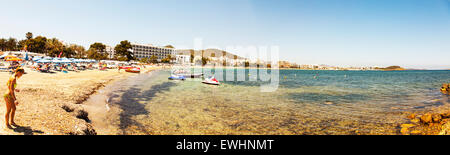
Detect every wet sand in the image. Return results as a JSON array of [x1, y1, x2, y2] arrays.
[[0, 66, 159, 135]]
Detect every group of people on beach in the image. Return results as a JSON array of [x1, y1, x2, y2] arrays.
[[30, 62, 94, 73]]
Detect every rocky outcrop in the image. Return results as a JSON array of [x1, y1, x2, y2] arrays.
[[400, 83, 450, 135], [439, 122, 450, 135], [69, 123, 97, 135], [401, 112, 450, 135]]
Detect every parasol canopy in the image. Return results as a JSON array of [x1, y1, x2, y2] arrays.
[[6, 58, 23, 61], [36, 59, 52, 63], [4, 55, 18, 60]]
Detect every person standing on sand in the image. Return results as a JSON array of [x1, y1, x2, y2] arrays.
[[3, 68, 24, 129]]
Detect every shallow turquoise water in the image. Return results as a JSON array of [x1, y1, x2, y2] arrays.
[[86, 69, 450, 135], [205, 69, 450, 108]]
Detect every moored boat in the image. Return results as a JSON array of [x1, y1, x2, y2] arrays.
[[125, 67, 140, 73], [168, 74, 186, 80], [202, 76, 220, 85], [176, 73, 204, 78]]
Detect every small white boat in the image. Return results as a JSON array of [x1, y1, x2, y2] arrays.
[[202, 76, 220, 85], [177, 73, 204, 78], [168, 74, 186, 80]]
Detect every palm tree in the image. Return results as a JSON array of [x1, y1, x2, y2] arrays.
[[46, 38, 64, 57], [26, 32, 33, 40], [150, 55, 158, 63]]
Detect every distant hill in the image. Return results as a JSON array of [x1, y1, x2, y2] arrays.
[[375, 66, 406, 71], [176, 49, 245, 59]]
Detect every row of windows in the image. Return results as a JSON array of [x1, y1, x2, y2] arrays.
[[136, 55, 165, 59], [135, 54, 168, 57], [134, 51, 172, 55], [133, 48, 173, 52], [132, 46, 173, 52]]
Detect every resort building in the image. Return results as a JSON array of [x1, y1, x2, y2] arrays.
[[175, 55, 191, 64], [175, 49, 247, 66], [131, 43, 175, 61], [105, 46, 115, 59]]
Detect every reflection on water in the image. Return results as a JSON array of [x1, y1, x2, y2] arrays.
[[84, 69, 450, 135]]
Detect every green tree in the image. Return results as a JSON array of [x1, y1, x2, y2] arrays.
[[62, 45, 77, 58], [114, 40, 133, 61], [149, 55, 158, 63], [161, 54, 174, 63], [189, 50, 195, 63], [6, 38, 18, 51], [17, 32, 36, 52], [87, 48, 107, 60], [117, 57, 128, 61], [46, 38, 64, 57], [32, 36, 48, 53], [69, 44, 86, 58], [90, 42, 106, 53], [26, 32, 33, 40], [87, 42, 108, 60], [17, 35, 46, 53], [0, 38, 6, 51], [202, 57, 210, 66], [139, 57, 149, 63], [17, 40, 25, 51]]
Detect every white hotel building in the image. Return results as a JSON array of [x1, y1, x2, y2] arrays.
[[105, 46, 115, 59], [131, 43, 175, 61]]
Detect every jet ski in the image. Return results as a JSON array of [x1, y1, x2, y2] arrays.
[[168, 74, 186, 80], [202, 76, 220, 85]]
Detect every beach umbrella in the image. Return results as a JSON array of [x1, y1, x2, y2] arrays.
[[32, 56, 42, 61], [4, 55, 18, 60], [60, 59, 72, 63], [6, 58, 23, 62], [52, 59, 63, 63], [36, 59, 52, 63], [0, 53, 8, 59]]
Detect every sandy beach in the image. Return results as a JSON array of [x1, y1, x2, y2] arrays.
[[0, 66, 159, 135]]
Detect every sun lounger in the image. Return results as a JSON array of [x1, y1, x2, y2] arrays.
[[0, 67, 9, 72]]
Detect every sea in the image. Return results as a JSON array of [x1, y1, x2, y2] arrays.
[[83, 69, 450, 135]]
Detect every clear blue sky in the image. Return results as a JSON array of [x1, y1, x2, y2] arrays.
[[0, 0, 449, 69]]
